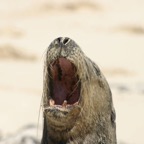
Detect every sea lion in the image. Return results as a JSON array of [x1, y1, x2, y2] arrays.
[[41, 37, 117, 144]]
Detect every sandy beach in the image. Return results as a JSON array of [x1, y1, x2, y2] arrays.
[[0, 0, 144, 143]]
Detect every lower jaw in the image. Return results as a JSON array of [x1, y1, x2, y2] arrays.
[[44, 101, 81, 115], [45, 111, 77, 132], [47, 98, 79, 110], [44, 103, 81, 125]]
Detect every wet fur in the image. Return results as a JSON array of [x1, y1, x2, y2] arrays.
[[41, 37, 117, 144]]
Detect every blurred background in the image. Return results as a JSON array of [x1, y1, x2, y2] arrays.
[[0, 0, 144, 144]]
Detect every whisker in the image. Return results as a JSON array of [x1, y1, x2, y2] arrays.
[[68, 79, 80, 97], [41, 47, 48, 61], [48, 64, 55, 79], [44, 65, 53, 79], [37, 93, 43, 138]]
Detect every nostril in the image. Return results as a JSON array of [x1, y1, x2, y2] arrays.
[[57, 37, 62, 43], [54, 37, 70, 46], [63, 38, 70, 45]]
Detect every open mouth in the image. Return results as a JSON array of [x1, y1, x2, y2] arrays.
[[48, 57, 81, 108]]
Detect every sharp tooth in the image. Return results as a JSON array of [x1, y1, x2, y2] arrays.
[[49, 99, 55, 106], [62, 100, 67, 108]]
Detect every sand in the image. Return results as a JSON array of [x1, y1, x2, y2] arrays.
[[0, 0, 144, 143]]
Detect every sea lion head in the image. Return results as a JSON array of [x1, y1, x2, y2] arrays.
[[42, 37, 116, 143]]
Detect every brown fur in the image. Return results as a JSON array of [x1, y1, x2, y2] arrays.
[[41, 37, 117, 144]]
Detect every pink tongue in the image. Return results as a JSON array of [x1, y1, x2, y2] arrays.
[[51, 58, 80, 105]]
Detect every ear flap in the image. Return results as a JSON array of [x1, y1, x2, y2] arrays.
[[41, 116, 49, 144]]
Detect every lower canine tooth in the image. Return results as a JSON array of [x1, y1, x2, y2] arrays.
[[49, 99, 55, 106], [62, 100, 67, 107]]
